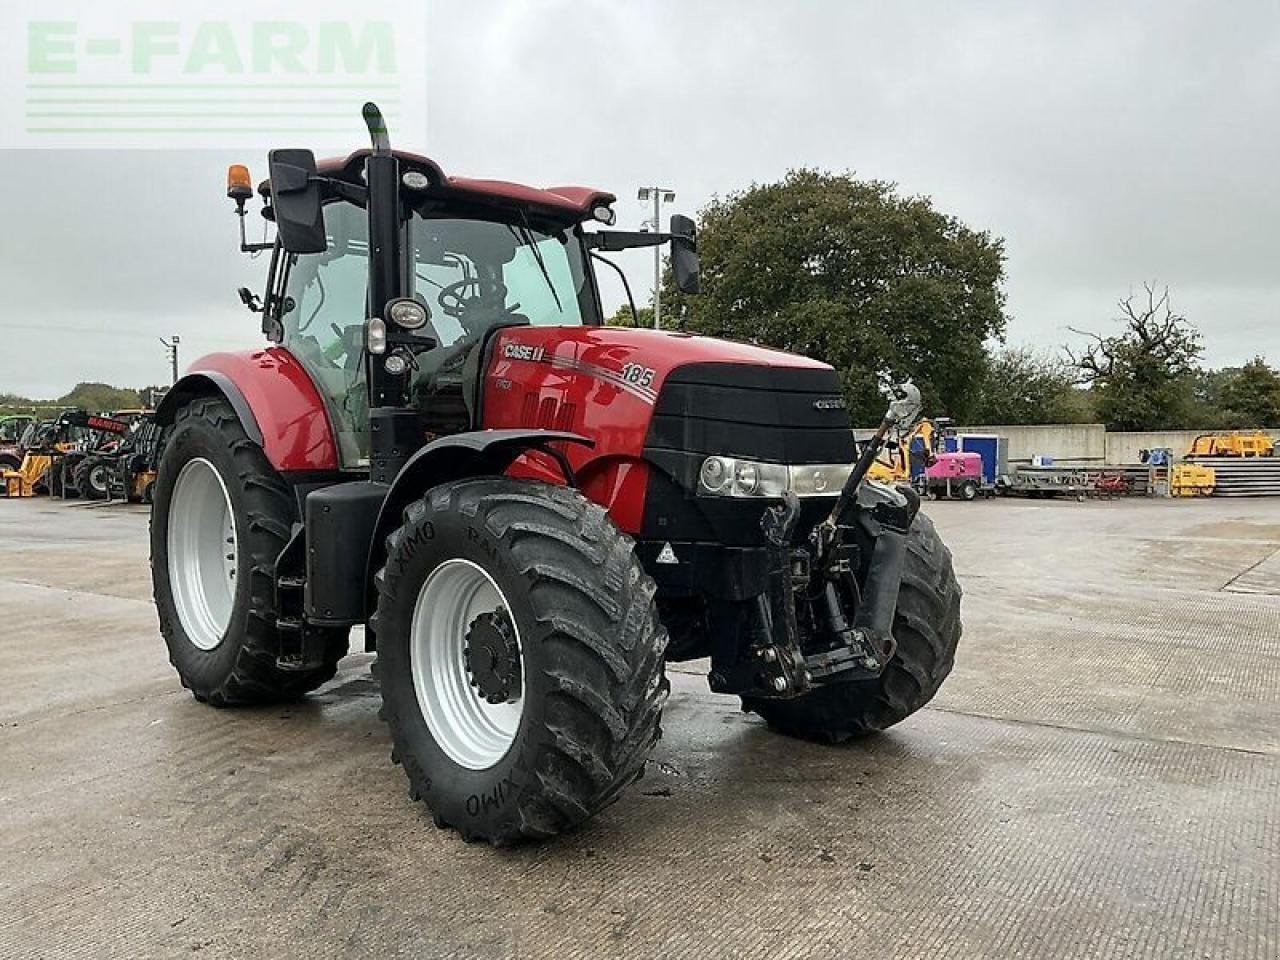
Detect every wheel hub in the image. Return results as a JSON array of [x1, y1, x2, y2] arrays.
[[464, 609, 521, 704]]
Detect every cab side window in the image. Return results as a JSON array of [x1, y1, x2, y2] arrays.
[[281, 202, 369, 467]]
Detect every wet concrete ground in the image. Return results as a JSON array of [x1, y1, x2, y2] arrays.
[[1, 496, 1277, 959]]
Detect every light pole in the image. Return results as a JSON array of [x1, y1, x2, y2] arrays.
[[160, 335, 180, 385], [637, 186, 676, 329]]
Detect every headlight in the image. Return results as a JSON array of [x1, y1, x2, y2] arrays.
[[697, 456, 834, 498]]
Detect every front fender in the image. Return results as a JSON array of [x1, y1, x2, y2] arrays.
[[364, 429, 593, 627]]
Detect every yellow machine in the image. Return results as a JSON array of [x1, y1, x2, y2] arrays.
[[1187, 431, 1274, 458], [1, 445, 72, 498], [1170, 463, 1215, 497], [867, 419, 938, 484]]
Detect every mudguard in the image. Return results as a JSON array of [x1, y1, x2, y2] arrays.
[[156, 371, 264, 444], [363, 429, 592, 631], [155, 349, 339, 472]]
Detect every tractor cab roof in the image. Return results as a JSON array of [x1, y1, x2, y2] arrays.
[[292, 149, 615, 223]]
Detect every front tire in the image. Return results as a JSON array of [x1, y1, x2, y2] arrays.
[[151, 397, 348, 706], [75, 458, 110, 500], [744, 513, 962, 741], [373, 478, 668, 845]]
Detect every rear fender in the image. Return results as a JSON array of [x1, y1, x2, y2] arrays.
[[363, 429, 593, 639], [156, 372, 264, 445], [155, 349, 339, 472]]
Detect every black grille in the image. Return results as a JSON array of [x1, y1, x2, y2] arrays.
[[645, 363, 855, 463]]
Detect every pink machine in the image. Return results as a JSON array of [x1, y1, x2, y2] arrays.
[[920, 450, 984, 500]]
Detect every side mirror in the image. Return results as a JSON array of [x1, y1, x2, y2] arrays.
[[267, 148, 326, 254], [669, 214, 700, 294]]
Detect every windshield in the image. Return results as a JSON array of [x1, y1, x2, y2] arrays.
[[409, 215, 597, 345]]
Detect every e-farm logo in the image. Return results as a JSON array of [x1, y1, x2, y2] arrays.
[[0, 2, 426, 149]]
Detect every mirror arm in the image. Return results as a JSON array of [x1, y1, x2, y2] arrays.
[[586, 230, 671, 253], [323, 178, 368, 205]]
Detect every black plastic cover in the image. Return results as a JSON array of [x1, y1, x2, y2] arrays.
[[305, 481, 388, 625]]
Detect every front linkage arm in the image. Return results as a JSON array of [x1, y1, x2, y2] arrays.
[[720, 384, 926, 700]]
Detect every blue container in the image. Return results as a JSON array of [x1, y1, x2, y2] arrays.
[[958, 435, 999, 484]]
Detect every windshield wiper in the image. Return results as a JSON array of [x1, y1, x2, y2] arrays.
[[509, 219, 563, 315]]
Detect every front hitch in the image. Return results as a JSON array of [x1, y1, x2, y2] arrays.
[[712, 383, 927, 700]]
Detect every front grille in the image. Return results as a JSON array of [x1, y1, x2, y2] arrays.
[[645, 363, 855, 463]]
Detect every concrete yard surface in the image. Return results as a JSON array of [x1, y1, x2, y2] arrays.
[[1, 496, 1277, 959]]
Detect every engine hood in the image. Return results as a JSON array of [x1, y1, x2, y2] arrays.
[[488, 325, 831, 405], [481, 324, 854, 535]]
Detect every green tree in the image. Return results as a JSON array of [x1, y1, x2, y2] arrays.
[[56, 381, 142, 413], [970, 346, 1093, 425], [663, 169, 1008, 424], [1068, 285, 1202, 431], [606, 303, 654, 328], [1217, 357, 1280, 427]]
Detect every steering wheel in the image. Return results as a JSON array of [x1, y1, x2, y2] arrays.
[[437, 277, 507, 319]]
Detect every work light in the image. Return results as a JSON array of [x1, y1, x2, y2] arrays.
[[366, 317, 387, 355], [385, 298, 429, 330]]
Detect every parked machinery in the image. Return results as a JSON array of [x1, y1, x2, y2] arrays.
[[1187, 431, 1275, 458], [148, 104, 964, 844], [76, 414, 163, 503], [61, 412, 138, 499], [1, 411, 132, 498], [869, 418, 986, 500], [0, 415, 35, 472], [919, 449, 985, 500]]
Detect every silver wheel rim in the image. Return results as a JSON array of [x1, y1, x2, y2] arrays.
[[167, 457, 237, 652], [89, 466, 109, 492], [411, 559, 524, 770]]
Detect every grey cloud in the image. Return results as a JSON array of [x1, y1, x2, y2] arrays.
[[2, 0, 1277, 396]]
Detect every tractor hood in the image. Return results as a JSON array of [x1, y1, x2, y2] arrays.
[[482, 324, 857, 534], [483, 324, 854, 466], [487, 325, 832, 406]]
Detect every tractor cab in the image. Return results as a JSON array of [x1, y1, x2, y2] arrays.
[[225, 121, 697, 475], [269, 191, 606, 465]]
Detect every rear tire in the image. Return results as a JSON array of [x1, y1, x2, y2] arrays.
[[960, 480, 978, 501], [372, 478, 668, 845], [743, 513, 961, 741], [151, 397, 348, 706]]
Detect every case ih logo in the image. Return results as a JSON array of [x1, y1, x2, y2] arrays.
[[812, 397, 847, 410], [503, 342, 545, 362]]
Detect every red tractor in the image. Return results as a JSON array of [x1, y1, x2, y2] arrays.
[[151, 105, 962, 844]]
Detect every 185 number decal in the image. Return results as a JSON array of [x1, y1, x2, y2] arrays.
[[621, 363, 656, 388]]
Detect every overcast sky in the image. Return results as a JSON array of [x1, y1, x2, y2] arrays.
[[2, 0, 1279, 398]]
